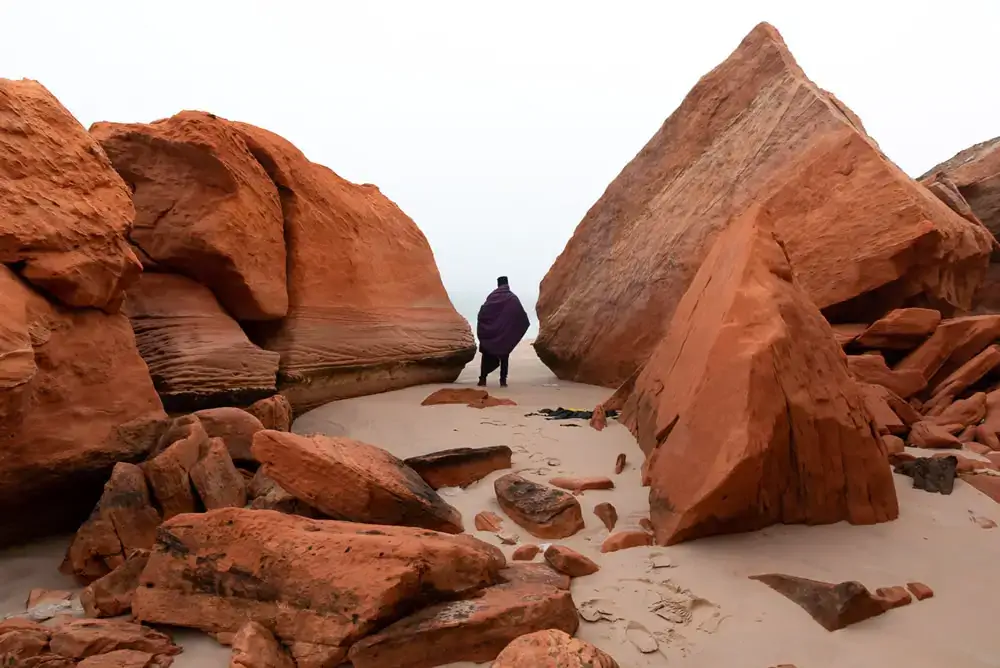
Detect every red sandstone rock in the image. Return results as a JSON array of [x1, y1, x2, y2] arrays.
[[921, 136, 1000, 242], [246, 470, 321, 518], [189, 438, 248, 510], [26, 589, 73, 608], [831, 323, 867, 348], [907, 422, 963, 449], [614, 453, 626, 474], [932, 452, 993, 474], [859, 384, 906, 435], [81, 549, 150, 618], [926, 392, 987, 427], [132, 508, 503, 660], [543, 545, 599, 577], [77, 649, 167, 668], [533, 24, 992, 386], [142, 423, 205, 520], [252, 430, 463, 533], [962, 474, 1000, 503], [847, 354, 926, 399], [47, 618, 180, 661], [493, 629, 619, 668], [907, 582, 934, 601], [0, 79, 141, 310], [420, 388, 516, 409], [549, 476, 615, 492], [475, 511, 504, 533], [229, 622, 295, 668], [601, 531, 653, 553], [589, 405, 608, 430], [62, 463, 161, 583], [231, 122, 475, 412], [494, 474, 584, 539], [404, 446, 513, 489], [965, 441, 994, 456], [245, 394, 292, 432], [188, 407, 264, 465], [896, 315, 1000, 384], [347, 580, 578, 668], [618, 201, 898, 545], [91, 111, 287, 320], [751, 574, 891, 631], [923, 346, 1000, 414], [593, 502, 618, 531], [498, 563, 571, 591], [976, 388, 1000, 450], [0, 267, 166, 546], [882, 435, 905, 456], [512, 544, 541, 561], [0, 619, 51, 666], [856, 308, 941, 350], [875, 586, 912, 609], [124, 273, 279, 413]]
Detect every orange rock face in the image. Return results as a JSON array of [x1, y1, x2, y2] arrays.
[[229, 123, 474, 413], [245, 394, 292, 432], [922, 136, 1000, 242], [855, 308, 941, 350], [91, 111, 287, 321], [125, 273, 279, 411], [0, 79, 141, 311], [493, 629, 619, 668], [252, 430, 463, 533], [133, 508, 503, 660], [534, 23, 992, 386], [619, 206, 898, 545]]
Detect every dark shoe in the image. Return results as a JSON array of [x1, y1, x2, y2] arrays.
[[500, 379, 508, 388], [477, 378, 487, 387]]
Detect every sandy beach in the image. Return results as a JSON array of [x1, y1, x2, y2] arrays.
[[3, 342, 1000, 667]]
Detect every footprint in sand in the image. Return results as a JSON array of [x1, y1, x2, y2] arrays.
[[624, 621, 658, 654]]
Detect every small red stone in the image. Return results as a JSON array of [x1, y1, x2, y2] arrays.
[[906, 582, 934, 601]]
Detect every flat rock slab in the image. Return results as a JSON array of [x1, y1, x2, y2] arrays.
[[750, 573, 891, 631], [421, 388, 516, 409], [404, 446, 513, 489], [133, 508, 504, 660], [493, 629, 619, 668], [253, 430, 463, 533], [81, 549, 150, 618], [230, 622, 295, 668], [549, 476, 614, 492], [855, 308, 941, 350], [494, 474, 584, 539], [543, 545, 600, 578], [347, 581, 578, 668]]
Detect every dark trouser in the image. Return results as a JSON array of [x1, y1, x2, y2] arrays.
[[480, 351, 509, 383]]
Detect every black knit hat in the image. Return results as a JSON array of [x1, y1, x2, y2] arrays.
[[497, 276, 509, 286]]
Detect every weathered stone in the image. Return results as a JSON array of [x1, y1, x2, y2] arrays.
[[246, 470, 320, 517], [404, 446, 513, 489], [855, 308, 941, 350], [493, 629, 619, 668], [229, 622, 295, 668], [124, 273, 279, 413], [614, 453, 626, 474], [543, 545, 599, 578], [191, 407, 265, 465], [0, 618, 51, 665], [0, 79, 140, 310], [549, 477, 614, 492], [831, 324, 867, 348], [493, 474, 584, 539], [926, 392, 987, 427], [46, 618, 179, 662], [62, 463, 161, 583], [245, 394, 292, 432], [923, 345, 1000, 414], [498, 563, 571, 591], [976, 388, 1000, 450], [0, 267, 165, 546], [347, 580, 578, 668], [962, 473, 1000, 503], [618, 197, 898, 545], [875, 586, 912, 609], [252, 431, 463, 533], [847, 354, 926, 399], [750, 574, 891, 631], [76, 649, 165, 668], [231, 122, 475, 412], [593, 502, 618, 531], [921, 136, 1000, 241], [474, 511, 504, 533], [859, 383, 905, 435], [81, 549, 150, 618], [893, 456, 957, 494], [512, 544, 540, 561], [907, 422, 962, 449], [189, 438, 247, 510], [142, 425, 204, 520], [907, 582, 934, 601], [533, 24, 992, 386], [91, 111, 287, 320], [897, 315, 1000, 384], [420, 388, 515, 409], [882, 435, 905, 456], [132, 508, 503, 660], [601, 531, 653, 553]]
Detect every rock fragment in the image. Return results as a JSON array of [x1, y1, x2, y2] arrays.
[[494, 474, 584, 539], [493, 629, 619, 668], [404, 446, 513, 489], [543, 545, 599, 578], [750, 574, 891, 631]]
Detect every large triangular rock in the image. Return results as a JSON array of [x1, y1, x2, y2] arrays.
[[921, 136, 1000, 242], [534, 23, 993, 387], [619, 206, 898, 545], [124, 273, 280, 412]]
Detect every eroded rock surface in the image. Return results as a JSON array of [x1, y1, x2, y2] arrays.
[[751, 574, 891, 631], [404, 446, 513, 489], [493, 630, 619, 668], [494, 474, 584, 539]]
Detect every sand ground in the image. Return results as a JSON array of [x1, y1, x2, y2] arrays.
[[4, 343, 1000, 667]]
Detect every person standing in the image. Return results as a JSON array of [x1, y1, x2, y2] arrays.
[[476, 276, 530, 387]]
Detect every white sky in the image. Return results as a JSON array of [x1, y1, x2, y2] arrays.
[[3, 1, 998, 328]]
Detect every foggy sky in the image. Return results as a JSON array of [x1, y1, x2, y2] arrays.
[[3, 1, 998, 331]]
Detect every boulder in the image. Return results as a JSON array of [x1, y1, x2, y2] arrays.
[[191, 407, 265, 465], [923, 345, 1000, 414], [403, 446, 513, 489], [855, 308, 941, 350], [142, 422, 205, 520], [91, 111, 287, 320], [81, 549, 150, 618], [896, 315, 1000, 384], [246, 470, 320, 517], [549, 476, 614, 492], [189, 437, 247, 510], [925, 392, 987, 427], [512, 544, 540, 561], [493, 629, 619, 668], [533, 24, 992, 386], [231, 122, 475, 413], [0, 267, 165, 546], [921, 136, 1000, 241], [0, 78, 140, 310], [245, 394, 292, 432], [543, 545, 599, 578], [846, 354, 926, 399], [46, 618, 180, 661], [618, 202, 898, 545], [493, 474, 584, 539], [420, 388, 516, 409], [858, 384, 905, 435], [62, 463, 161, 583], [124, 273, 280, 412], [750, 574, 892, 631], [132, 508, 503, 662], [347, 580, 578, 668], [601, 531, 653, 553], [229, 622, 295, 668], [906, 422, 962, 449], [593, 502, 618, 531], [252, 430, 463, 533], [881, 435, 905, 455]]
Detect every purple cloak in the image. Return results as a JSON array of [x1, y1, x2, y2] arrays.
[[476, 285, 530, 356]]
